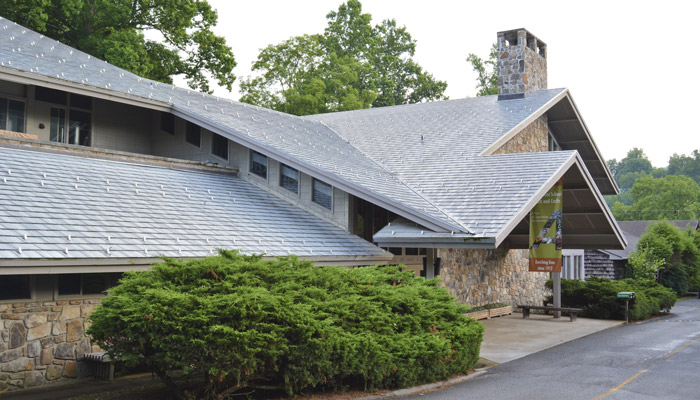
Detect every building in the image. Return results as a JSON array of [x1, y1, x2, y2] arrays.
[[0, 20, 625, 390], [585, 220, 699, 279]]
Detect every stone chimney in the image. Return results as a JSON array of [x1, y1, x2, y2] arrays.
[[497, 28, 547, 100]]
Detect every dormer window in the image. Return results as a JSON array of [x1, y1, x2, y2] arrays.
[[250, 150, 267, 179], [211, 133, 228, 160], [185, 122, 201, 147], [160, 112, 175, 135], [280, 164, 299, 194], [312, 179, 332, 209]]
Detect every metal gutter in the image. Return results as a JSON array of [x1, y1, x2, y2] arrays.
[[0, 253, 395, 273]]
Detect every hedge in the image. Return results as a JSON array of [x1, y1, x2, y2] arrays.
[[547, 277, 676, 321], [88, 251, 483, 399]]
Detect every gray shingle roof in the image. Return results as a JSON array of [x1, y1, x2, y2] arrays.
[[0, 147, 388, 260], [303, 89, 565, 159], [0, 17, 461, 233], [0, 18, 611, 245]]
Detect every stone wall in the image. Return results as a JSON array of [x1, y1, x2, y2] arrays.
[[493, 114, 548, 155], [497, 29, 547, 97], [0, 299, 101, 392], [438, 247, 551, 308]]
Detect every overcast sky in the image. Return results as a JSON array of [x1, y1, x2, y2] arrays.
[[198, 0, 698, 167]]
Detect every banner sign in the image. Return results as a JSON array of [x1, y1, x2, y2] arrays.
[[529, 179, 563, 272]]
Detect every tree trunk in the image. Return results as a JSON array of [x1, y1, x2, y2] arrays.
[[154, 368, 188, 400]]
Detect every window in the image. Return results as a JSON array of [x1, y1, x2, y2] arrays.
[[312, 178, 332, 209], [211, 133, 228, 160], [68, 110, 91, 146], [58, 274, 81, 295], [161, 112, 175, 135], [280, 164, 299, 193], [250, 150, 267, 178], [50, 108, 66, 143], [0, 97, 26, 133], [58, 273, 122, 296], [50, 108, 91, 146], [70, 93, 92, 110], [36, 86, 91, 110], [0, 275, 31, 300], [35, 86, 67, 105], [186, 122, 201, 147]]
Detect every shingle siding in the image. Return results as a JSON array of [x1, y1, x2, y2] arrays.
[[584, 249, 622, 279]]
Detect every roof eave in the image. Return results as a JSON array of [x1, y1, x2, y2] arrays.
[[0, 65, 172, 112], [478, 89, 618, 195], [560, 92, 619, 194], [373, 236, 497, 249], [493, 152, 627, 249], [0, 254, 395, 273], [478, 88, 568, 157]]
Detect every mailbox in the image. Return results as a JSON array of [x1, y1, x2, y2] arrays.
[[617, 292, 635, 299]]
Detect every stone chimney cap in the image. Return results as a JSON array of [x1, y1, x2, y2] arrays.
[[497, 28, 547, 49]]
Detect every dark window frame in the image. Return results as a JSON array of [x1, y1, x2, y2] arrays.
[[68, 109, 91, 146], [160, 112, 175, 135], [35, 86, 67, 105], [312, 178, 333, 209], [211, 133, 229, 161], [69, 93, 92, 110], [0, 97, 26, 133], [250, 150, 268, 179], [185, 122, 201, 148], [279, 163, 299, 194], [57, 273, 123, 297], [0, 275, 32, 301]]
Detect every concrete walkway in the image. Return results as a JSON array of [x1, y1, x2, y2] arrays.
[[479, 312, 624, 364]]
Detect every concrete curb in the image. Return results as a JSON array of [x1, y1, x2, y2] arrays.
[[354, 370, 488, 399]]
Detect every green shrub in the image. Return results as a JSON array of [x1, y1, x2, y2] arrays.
[[88, 251, 483, 399], [659, 265, 689, 296], [547, 277, 676, 320]]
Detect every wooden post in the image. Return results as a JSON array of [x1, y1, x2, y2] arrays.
[[553, 272, 561, 318]]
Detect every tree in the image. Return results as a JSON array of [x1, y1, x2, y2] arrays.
[[668, 150, 700, 185], [239, 0, 447, 115], [635, 222, 700, 295], [606, 148, 656, 208], [466, 43, 498, 96], [615, 148, 653, 189], [612, 175, 700, 221], [1, 0, 236, 93], [627, 245, 665, 281]]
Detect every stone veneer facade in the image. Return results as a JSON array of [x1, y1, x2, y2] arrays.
[[497, 29, 547, 97], [0, 298, 101, 392], [493, 114, 548, 155], [438, 247, 550, 307]]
